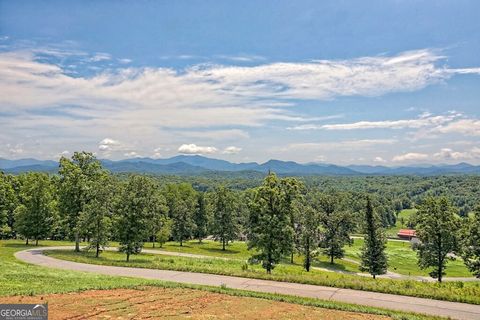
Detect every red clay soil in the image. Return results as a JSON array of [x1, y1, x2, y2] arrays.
[[0, 286, 391, 319]]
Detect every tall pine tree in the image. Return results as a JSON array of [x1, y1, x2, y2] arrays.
[[360, 197, 388, 279]]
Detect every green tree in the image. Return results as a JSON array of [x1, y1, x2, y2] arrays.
[[58, 152, 104, 252], [156, 216, 173, 247], [360, 197, 388, 279], [78, 174, 114, 257], [145, 188, 168, 248], [281, 177, 303, 263], [461, 206, 480, 278], [296, 201, 320, 271], [0, 173, 17, 238], [193, 192, 209, 243], [14, 173, 57, 245], [164, 183, 196, 246], [247, 173, 299, 274], [416, 197, 460, 282], [317, 193, 354, 264], [211, 186, 239, 250], [115, 176, 157, 261]]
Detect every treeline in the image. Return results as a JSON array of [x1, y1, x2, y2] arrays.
[[1, 152, 479, 281]]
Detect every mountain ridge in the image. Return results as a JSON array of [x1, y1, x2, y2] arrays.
[[1, 156, 480, 176]]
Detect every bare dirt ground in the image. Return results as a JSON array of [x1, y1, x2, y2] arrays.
[[0, 286, 391, 320]]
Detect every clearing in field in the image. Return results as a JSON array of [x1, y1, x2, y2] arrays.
[[0, 286, 390, 320]]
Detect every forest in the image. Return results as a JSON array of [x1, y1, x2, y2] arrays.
[[1, 152, 480, 281]]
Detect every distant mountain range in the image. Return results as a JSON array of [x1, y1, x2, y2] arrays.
[[1, 155, 480, 176]]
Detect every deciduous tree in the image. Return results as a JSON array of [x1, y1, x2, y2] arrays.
[[115, 176, 158, 261], [193, 192, 209, 243], [316, 193, 354, 264], [247, 173, 299, 274], [211, 186, 239, 250], [14, 173, 57, 245], [461, 206, 480, 278], [416, 197, 460, 282], [58, 152, 104, 252]]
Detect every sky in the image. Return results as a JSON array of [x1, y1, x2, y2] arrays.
[[1, 0, 480, 165]]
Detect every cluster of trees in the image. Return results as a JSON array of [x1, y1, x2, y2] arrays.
[[1, 152, 480, 281]]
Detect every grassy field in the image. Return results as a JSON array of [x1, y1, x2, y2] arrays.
[[46, 248, 480, 305], [152, 237, 472, 278], [0, 240, 436, 320], [386, 209, 417, 238], [344, 238, 471, 277]]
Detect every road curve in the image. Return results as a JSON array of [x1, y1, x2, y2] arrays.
[[15, 247, 480, 320]]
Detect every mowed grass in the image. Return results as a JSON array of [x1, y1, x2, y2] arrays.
[[151, 238, 473, 278], [0, 240, 437, 320], [150, 240, 362, 273], [344, 238, 472, 277], [0, 240, 156, 296], [46, 248, 480, 305]]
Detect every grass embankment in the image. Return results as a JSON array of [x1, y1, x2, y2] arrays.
[[0, 240, 434, 320], [47, 248, 480, 305]]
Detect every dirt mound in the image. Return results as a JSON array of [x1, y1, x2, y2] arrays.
[[0, 286, 391, 319]]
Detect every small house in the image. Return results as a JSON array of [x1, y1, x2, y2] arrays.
[[397, 229, 416, 240]]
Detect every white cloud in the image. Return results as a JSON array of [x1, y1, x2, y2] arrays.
[[178, 144, 218, 155], [431, 119, 480, 136], [433, 147, 480, 161], [392, 152, 429, 162], [90, 52, 111, 62], [373, 156, 387, 163], [280, 139, 396, 152], [1, 46, 480, 161], [319, 112, 461, 131], [98, 138, 120, 151], [222, 146, 242, 154], [118, 58, 132, 64], [124, 151, 141, 158]]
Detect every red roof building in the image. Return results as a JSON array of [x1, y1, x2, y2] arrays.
[[397, 229, 416, 240]]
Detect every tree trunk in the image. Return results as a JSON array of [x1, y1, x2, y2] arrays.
[[74, 231, 80, 252], [96, 243, 100, 258], [373, 274, 376, 279], [222, 238, 226, 251], [152, 235, 156, 248], [126, 252, 130, 262], [291, 252, 294, 264], [25, 238, 29, 245], [305, 252, 311, 272], [330, 254, 334, 264], [35, 237, 38, 246], [180, 239, 183, 247]]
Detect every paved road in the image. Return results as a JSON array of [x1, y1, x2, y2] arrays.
[[15, 247, 480, 320]]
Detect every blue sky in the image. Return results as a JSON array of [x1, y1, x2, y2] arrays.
[[1, 0, 480, 164]]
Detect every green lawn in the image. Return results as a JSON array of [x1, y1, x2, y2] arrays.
[[46, 248, 480, 305], [386, 209, 417, 238], [344, 238, 472, 277], [0, 240, 437, 320], [150, 239, 361, 273], [0, 240, 155, 296], [153, 238, 473, 278]]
